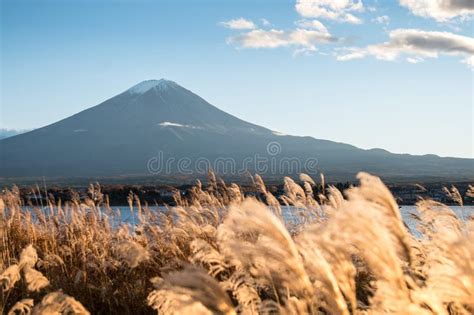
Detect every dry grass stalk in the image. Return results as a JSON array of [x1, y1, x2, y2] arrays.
[[443, 186, 464, 206], [1, 264, 21, 291], [19, 245, 38, 269], [148, 267, 235, 315], [0, 173, 473, 314], [32, 292, 90, 315], [114, 240, 150, 268], [23, 267, 49, 292], [7, 298, 34, 315], [466, 185, 474, 198]]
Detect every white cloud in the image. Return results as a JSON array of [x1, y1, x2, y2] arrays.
[[260, 18, 271, 27], [406, 57, 424, 63], [399, 0, 474, 21], [336, 29, 474, 68], [228, 29, 287, 49], [159, 122, 202, 129], [227, 28, 334, 53], [295, 19, 329, 33], [372, 15, 390, 24], [220, 18, 256, 30], [159, 122, 185, 127], [367, 6, 377, 12], [295, 0, 364, 24], [462, 56, 474, 69]]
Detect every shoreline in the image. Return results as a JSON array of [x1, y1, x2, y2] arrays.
[[10, 181, 474, 207]]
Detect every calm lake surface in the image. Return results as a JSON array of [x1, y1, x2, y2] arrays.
[[19, 205, 473, 235]]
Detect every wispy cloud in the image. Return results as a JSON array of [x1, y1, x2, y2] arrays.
[[372, 15, 390, 24], [336, 29, 474, 68], [260, 18, 271, 27], [406, 57, 424, 64], [462, 56, 474, 69], [220, 18, 256, 30], [295, 19, 329, 33], [295, 0, 364, 24], [399, 0, 474, 22], [220, 1, 473, 69], [158, 122, 202, 129], [227, 27, 334, 55]]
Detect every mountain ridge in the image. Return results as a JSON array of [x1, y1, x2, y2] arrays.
[[1, 79, 472, 182]]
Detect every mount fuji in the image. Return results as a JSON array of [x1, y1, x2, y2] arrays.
[[1, 79, 472, 182]]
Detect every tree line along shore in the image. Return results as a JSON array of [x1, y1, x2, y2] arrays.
[[7, 181, 473, 207]]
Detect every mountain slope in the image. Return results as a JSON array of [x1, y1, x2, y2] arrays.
[[0, 128, 31, 140], [1, 79, 473, 181]]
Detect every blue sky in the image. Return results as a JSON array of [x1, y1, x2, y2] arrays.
[[1, 0, 473, 158]]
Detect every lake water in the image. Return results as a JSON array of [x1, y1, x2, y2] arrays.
[[16, 205, 474, 235]]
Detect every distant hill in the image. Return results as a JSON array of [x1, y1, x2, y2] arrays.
[[1, 79, 473, 182]]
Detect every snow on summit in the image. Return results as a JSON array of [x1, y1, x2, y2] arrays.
[[128, 79, 177, 94]]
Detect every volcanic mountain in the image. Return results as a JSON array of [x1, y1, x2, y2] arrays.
[[1, 79, 472, 182]]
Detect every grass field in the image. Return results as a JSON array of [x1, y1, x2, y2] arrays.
[[1, 172, 473, 314]]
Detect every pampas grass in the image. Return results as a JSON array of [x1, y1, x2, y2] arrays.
[[1, 265, 21, 291], [7, 298, 33, 315], [1, 172, 473, 314], [32, 291, 90, 314]]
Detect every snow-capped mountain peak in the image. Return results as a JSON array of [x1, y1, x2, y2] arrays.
[[2, 79, 472, 181], [128, 79, 177, 94]]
